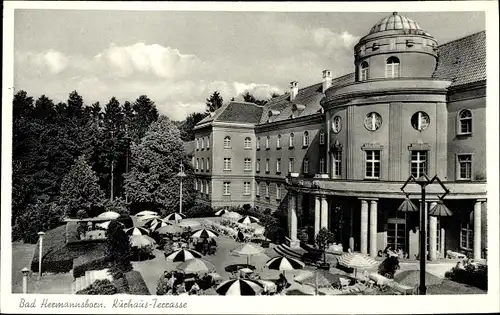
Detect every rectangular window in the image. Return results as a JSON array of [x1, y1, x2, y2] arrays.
[[303, 159, 309, 174], [365, 150, 381, 179], [460, 221, 473, 250], [244, 158, 252, 171], [201, 158, 204, 171], [243, 182, 251, 196], [196, 158, 199, 171], [457, 154, 472, 180], [256, 181, 260, 196], [195, 180, 198, 191], [196, 139, 199, 150], [265, 159, 270, 173], [191, 156, 195, 167], [319, 158, 325, 174], [277, 136, 281, 149], [387, 218, 406, 252], [319, 132, 325, 145], [256, 159, 260, 173], [223, 158, 231, 171], [361, 68, 369, 81], [276, 159, 281, 173], [223, 182, 231, 196], [265, 136, 270, 149], [276, 184, 281, 200], [201, 138, 205, 149], [332, 151, 342, 177], [205, 180, 209, 194], [200, 180, 204, 193], [265, 183, 269, 198], [289, 158, 295, 173], [206, 158, 210, 171], [410, 151, 427, 178], [206, 138, 210, 149], [256, 138, 260, 150]]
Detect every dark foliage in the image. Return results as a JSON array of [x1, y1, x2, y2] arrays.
[[177, 112, 208, 142], [206, 91, 223, 113], [125, 271, 151, 295], [72, 254, 110, 279], [106, 220, 133, 279], [76, 279, 117, 295], [377, 256, 401, 279], [445, 263, 488, 290], [184, 204, 214, 218]]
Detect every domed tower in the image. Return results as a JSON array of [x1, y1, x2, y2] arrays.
[[354, 12, 439, 81]]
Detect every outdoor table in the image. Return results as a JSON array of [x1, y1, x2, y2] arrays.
[[209, 273, 222, 284]]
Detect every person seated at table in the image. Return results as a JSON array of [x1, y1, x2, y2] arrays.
[[189, 281, 200, 295], [237, 230, 245, 243], [177, 282, 187, 294], [202, 238, 209, 255], [278, 273, 289, 291]]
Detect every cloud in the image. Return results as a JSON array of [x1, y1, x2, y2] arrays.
[[313, 28, 360, 52], [16, 50, 69, 75]]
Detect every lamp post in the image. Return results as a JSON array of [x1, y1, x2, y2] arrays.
[[400, 174, 449, 295], [37, 232, 45, 280], [176, 163, 187, 214], [21, 267, 30, 293]]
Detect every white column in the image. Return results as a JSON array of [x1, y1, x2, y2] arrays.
[[369, 200, 378, 257], [320, 196, 328, 229], [429, 202, 438, 261], [314, 196, 321, 236], [360, 199, 368, 255], [473, 200, 482, 260], [440, 227, 446, 259], [289, 194, 298, 242]]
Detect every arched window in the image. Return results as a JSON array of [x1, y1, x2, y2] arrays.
[[458, 109, 472, 135], [256, 137, 261, 150], [244, 137, 252, 149], [265, 136, 270, 149], [276, 134, 282, 149], [201, 137, 205, 149], [360, 61, 369, 81], [289, 133, 295, 148], [385, 57, 400, 78], [303, 131, 310, 147], [224, 136, 231, 148], [196, 139, 199, 150]]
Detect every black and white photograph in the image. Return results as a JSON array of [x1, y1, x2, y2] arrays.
[[1, 1, 499, 314]]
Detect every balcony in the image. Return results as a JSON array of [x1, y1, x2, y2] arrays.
[[286, 176, 487, 200]]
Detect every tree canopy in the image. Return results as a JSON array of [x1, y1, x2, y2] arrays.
[[206, 91, 223, 113]]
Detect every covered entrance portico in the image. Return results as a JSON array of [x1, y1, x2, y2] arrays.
[[285, 178, 487, 260]]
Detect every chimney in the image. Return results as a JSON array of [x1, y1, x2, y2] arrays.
[[322, 69, 332, 92], [290, 81, 298, 101]]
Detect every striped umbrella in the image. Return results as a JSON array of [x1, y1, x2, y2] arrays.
[[191, 229, 219, 239], [124, 227, 150, 236], [216, 279, 264, 296], [136, 210, 158, 217], [294, 270, 333, 295], [176, 258, 216, 274], [237, 215, 260, 225], [214, 209, 229, 216], [129, 235, 156, 248], [232, 243, 265, 266], [266, 256, 305, 272], [337, 253, 377, 278], [164, 213, 186, 222], [165, 249, 203, 262], [144, 218, 171, 231], [157, 225, 183, 235], [97, 211, 120, 220]]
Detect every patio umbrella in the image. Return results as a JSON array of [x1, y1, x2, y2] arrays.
[[177, 220, 201, 229], [124, 227, 150, 236], [429, 200, 453, 217], [397, 197, 418, 212], [176, 258, 216, 274], [144, 218, 171, 231], [266, 256, 305, 272], [157, 225, 183, 235], [216, 279, 264, 296], [164, 213, 186, 222], [337, 253, 377, 278], [96, 220, 113, 229], [97, 211, 120, 220], [224, 264, 256, 273], [237, 215, 260, 225], [129, 235, 156, 248], [191, 229, 219, 239], [142, 217, 163, 228], [232, 243, 265, 265], [165, 249, 203, 262], [222, 211, 241, 220], [214, 209, 230, 216], [294, 270, 333, 295], [136, 210, 158, 217]]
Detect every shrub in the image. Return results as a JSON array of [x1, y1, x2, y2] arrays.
[[106, 221, 132, 280], [445, 262, 487, 290], [73, 254, 110, 279], [103, 197, 129, 216], [377, 256, 401, 279], [156, 271, 172, 295], [125, 271, 151, 295], [316, 228, 335, 265], [76, 210, 88, 219], [76, 279, 117, 295], [184, 204, 214, 218]]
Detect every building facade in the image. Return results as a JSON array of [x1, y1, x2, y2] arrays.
[[191, 12, 487, 260]]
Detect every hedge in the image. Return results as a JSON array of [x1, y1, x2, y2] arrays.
[[445, 263, 488, 290], [125, 271, 151, 295], [72, 254, 111, 279], [76, 279, 117, 295], [184, 204, 215, 218]]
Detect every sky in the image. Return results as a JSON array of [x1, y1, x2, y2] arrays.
[[13, 9, 485, 121]]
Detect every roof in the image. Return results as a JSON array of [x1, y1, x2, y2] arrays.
[[433, 31, 486, 87], [369, 12, 422, 35], [183, 140, 195, 155], [258, 72, 355, 124], [216, 101, 264, 124]]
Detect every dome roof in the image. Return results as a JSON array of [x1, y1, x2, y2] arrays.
[[369, 12, 423, 34]]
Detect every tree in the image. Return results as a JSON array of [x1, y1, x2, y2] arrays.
[[206, 91, 223, 113], [58, 155, 104, 218], [242, 91, 267, 105], [178, 112, 208, 141], [106, 220, 133, 279], [124, 116, 196, 214], [131, 95, 159, 142], [316, 228, 335, 265]]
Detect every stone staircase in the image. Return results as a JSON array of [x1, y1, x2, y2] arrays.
[[274, 243, 307, 260], [71, 268, 112, 294]]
